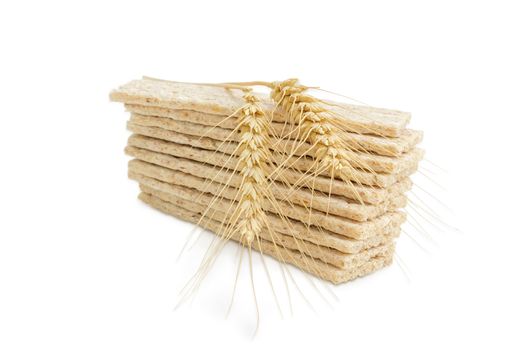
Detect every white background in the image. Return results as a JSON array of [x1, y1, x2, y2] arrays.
[[1, 1, 524, 349]]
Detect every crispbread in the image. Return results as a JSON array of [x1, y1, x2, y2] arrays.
[[127, 155, 406, 221], [135, 180, 400, 254], [139, 191, 395, 284], [140, 184, 396, 269], [125, 142, 412, 205], [125, 105, 423, 157], [127, 133, 419, 188], [127, 113, 425, 174], [109, 77, 425, 284], [110, 78, 410, 137], [128, 169, 406, 239]]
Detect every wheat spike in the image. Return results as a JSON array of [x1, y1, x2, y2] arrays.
[[174, 89, 328, 316], [231, 92, 271, 246], [174, 92, 276, 320], [267, 79, 368, 205], [214, 79, 375, 204]]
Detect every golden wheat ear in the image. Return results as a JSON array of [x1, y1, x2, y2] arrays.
[[258, 79, 442, 267], [183, 90, 335, 317], [265, 79, 374, 206], [174, 92, 277, 316], [229, 92, 330, 316]]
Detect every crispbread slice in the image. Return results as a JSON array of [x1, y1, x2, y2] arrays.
[[110, 78, 410, 137], [128, 169, 406, 239], [127, 114, 425, 174], [129, 159, 407, 221], [127, 155, 406, 221], [135, 179, 400, 254], [140, 184, 396, 269], [125, 105, 423, 157], [127, 133, 418, 188], [125, 141, 412, 205], [139, 191, 395, 284]]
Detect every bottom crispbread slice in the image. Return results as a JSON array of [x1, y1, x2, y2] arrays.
[[139, 191, 395, 284], [140, 183, 397, 269]]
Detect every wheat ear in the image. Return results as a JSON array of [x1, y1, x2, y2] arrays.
[[266, 79, 367, 205], [175, 90, 328, 316], [214, 79, 374, 204], [222, 92, 326, 313], [175, 92, 276, 323], [231, 92, 270, 246]]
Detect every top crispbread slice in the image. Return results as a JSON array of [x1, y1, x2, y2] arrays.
[[110, 78, 411, 137]]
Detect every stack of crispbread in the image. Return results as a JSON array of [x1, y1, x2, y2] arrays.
[[110, 78, 424, 284]]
